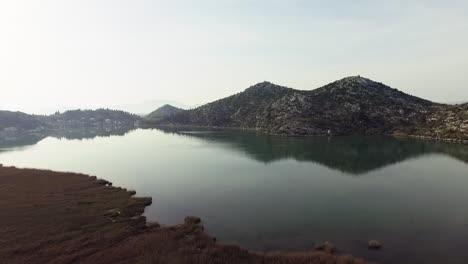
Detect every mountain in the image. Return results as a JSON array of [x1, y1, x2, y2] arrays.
[[113, 100, 189, 115], [143, 81, 295, 127], [146, 104, 184, 121], [145, 76, 467, 142]]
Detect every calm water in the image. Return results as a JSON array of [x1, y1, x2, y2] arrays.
[[1, 128, 468, 264]]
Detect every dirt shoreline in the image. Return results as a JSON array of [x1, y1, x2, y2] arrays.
[[0, 166, 368, 264]]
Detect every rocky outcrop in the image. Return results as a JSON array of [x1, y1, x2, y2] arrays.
[[314, 241, 336, 254], [145, 76, 467, 142], [368, 240, 382, 249], [402, 103, 468, 143]]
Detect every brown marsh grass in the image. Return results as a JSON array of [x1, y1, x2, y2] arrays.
[[0, 166, 367, 264]]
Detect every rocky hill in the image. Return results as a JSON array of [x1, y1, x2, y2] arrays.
[[145, 76, 467, 142], [405, 103, 468, 142], [146, 104, 184, 121]]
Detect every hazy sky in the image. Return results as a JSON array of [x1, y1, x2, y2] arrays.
[[1, 0, 467, 114]]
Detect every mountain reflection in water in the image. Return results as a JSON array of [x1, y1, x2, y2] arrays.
[[155, 127, 468, 175], [2, 127, 467, 176], [0, 128, 134, 153]]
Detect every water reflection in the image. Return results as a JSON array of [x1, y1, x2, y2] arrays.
[[1, 128, 468, 264], [0, 128, 136, 153], [155, 127, 468, 175], [49, 127, 135, 140], [2, 127, 467, 176], [0, 134, 47, 153]]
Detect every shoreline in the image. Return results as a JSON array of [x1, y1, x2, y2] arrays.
[[0, 166, 367, 264]]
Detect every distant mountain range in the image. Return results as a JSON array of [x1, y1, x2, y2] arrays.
[[3, 100, 191, 116], [143, 76, 467, 143]]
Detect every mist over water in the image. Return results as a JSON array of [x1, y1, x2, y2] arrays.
[[1, 128, 468, 264]]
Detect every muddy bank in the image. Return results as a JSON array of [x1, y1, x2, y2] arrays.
[[0, 166, 367, 264]]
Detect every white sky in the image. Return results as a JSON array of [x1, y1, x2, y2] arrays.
[[1, 0, 467, 114]]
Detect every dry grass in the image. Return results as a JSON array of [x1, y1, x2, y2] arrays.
[[0, 166, 367, 264]]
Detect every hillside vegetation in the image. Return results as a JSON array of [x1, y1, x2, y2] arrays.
[[0, 109, 140, 140], [0, 111, 45, 132]]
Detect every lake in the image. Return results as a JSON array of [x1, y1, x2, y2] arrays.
[[1, 128, 468, 264]]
